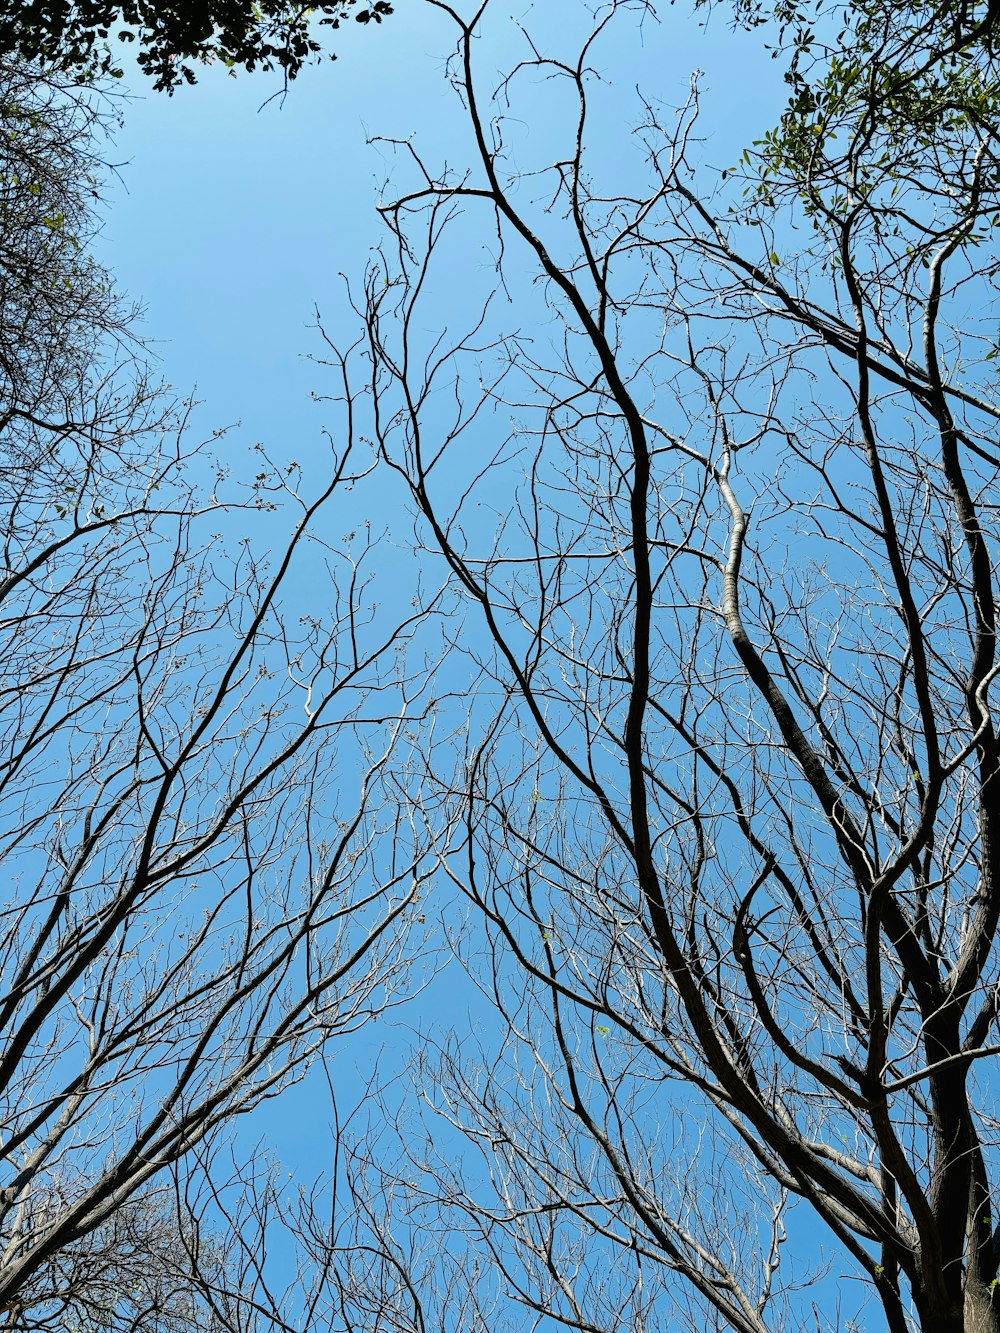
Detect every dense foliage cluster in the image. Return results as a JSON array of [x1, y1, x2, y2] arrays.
[[0, 0, 393, 90]]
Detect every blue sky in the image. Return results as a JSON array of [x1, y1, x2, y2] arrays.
[[100, 1, 784, 464], [95, 3, 813, 1323]]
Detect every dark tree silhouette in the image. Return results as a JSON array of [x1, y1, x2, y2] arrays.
[[0, 0, 393, 91]]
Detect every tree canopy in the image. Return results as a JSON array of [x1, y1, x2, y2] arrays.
[[0, 0, 393, 90], [6, 0, 1000, 1330], [300, 1, 1000, 1329]]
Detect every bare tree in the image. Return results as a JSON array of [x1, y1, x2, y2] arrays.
[[316, 0, 1000, 1329], [0, 59, 437, 1330], [1, 1180, 238, 1332]]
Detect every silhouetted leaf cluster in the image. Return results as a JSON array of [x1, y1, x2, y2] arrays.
[[0, 0, 394, 91]]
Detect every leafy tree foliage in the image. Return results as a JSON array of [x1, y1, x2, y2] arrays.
[[0, 0, 393, 91], [724, 0, 1000, 198]]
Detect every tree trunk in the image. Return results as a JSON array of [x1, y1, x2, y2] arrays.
[[965, 1279, 1000, 1333], [916, 1280, 1000, 1333]]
